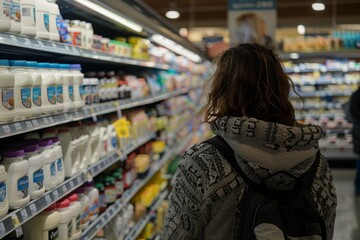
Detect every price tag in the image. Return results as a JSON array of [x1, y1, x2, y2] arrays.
[[45, 194, 52, 204], [10, 35, 18, 42], [0, 222, 5, 236], [53, 190, 59, 200], [96, 223, 101, 230], [48, 116, 54, 123], [42, 117, 50, 124], [51, 42, 57, 48], [20, 209, 28, 221], [29, 203, 37, 216], [14, 122, 22, 131], [15, 226, 23, 237], [69, 180, 75, 189], [62, 185, 68, 193], [24, 38, 31, 45], [25, 121, 33, 129], [64, 45, 70, 51], [37, 40, 44, 47], [10, 212, 20, 226], [31, 119, 39, 127], [77, 175, 82, 184], [2, 125, 11, 134]]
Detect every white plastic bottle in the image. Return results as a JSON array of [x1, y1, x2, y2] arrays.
[[85, 22, 93, 50], [49, 63, 64, 112], [20, 0, 36, 37], [0, 0, 11, 32], [91, 77, 100, 104], [46, 0, 60, 41], [82, 78, 92, 105], [70, 64, 84, 109], [23, 143, 45, 200], [107, 124, 118, 153], [69, 20, 82, 47], [79, 125, 92, 168], [49, 137, 65, 185], [84, 181, 99, 223], [38, 139, 57, 191], [58, 127, 78, 177], [38, 62, 57, 114], [0, 59, 15, 122], [73, 187, 90, 230], [0, 165, 9, 219], [99, 126, 108, 158], [9, 60, 33, 120], [35, 0, 50, 40], [22, 203, 60, 240], [1, 149, 30, 210], [9, 0, 21, 34], [68, 194, 82, 239], [56, 199, 73, 240], [27, 61, 42, 117], [59, 64, 75, 111], [87, 122, 101, 164]]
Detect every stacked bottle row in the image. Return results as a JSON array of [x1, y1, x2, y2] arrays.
[[0, 60, 84, 122]]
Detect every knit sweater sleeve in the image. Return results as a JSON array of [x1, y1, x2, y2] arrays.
[[161, 151, 205, 240]]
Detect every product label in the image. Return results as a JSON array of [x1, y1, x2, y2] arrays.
[[47, 86, 56, 104], [33, 169, 44, 190], [21, 6, 35, 27], [56, 86, 63, 103], [1, 88, 15, 110], [84, 86, 91, 105], [10, 0, 21, 22], [80, 85, 85, 100], [44, 13, 49, 32], [50, 161, 56, 177], [105, 188, 116, 204], [80, 206, 89, 225], [57, 158, 63, 172], [111, 137, 117, 148], [17, 175, 29, 198], [32, 87, 41, 107], [88, 199, 99, 217], [3, 0, 11, 19], [0, 182, 6, 203], [92, 85, 99, 103], [99, 193, 106, 208], [48, 226, 59, 240], [67, 221, 72, 240], [76, 214, 81, 231], [71, 32, 82, 46], [21, 87, 32, 108], [69, 86, 74, 101]]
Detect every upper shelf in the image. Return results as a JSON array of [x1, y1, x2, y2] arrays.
[[279, 50, 360, 60]]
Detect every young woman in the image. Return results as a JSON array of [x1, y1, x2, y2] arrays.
[[162, 44, 337, 239]]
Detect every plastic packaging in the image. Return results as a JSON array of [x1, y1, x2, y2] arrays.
[[68, 194, 82, 239], [1, 149, 30, 209], [23, 143, 45, 200], [70, 64, 84, 108], [27, 61, 42, 116], [56, 199, 73, 240], [113, 169, 124, 198], [0, 59, 15, 122], [0, 165, 9, 219], [58, 127, 80, 177], [46, 0, 60, 41], [50, 137, 65, 185], [73, 187, 90, 230], [38, 139, 57, 191], [35, 0, 50, 40], [20, 0, 36, 37], [95, 182, 106, 214], [9, 0, 21, 34], [84, 182, 99, 223], [69, 20, 82, 47], [38, 62, 57, 114], [49, 63, 64, 112], [104, 176, 116, 206], [85, 22, 93, 49], [59, 64, 75, 111], [9, 60, 33, 119], [87, 122, 101, 164], [23, 203, 60, 240], [82, 78, 92, 105], [0, 0, 11, 32]]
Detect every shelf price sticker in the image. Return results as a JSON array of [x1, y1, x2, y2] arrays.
[[20, 209, 28, 222], [0, 222, 5, 236], [25, 121, 33, 129], [2, 125, 11, 135], [10, 212, 20, 227], [14, 122, 22, 131], [62, 185, 68, 193], [45, 194, 52, 204], [31, 119, 39, 127], [42, 117, 50, 124], [29, 203, 37, 216]]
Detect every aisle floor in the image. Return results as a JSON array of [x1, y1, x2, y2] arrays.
[[333, 169, 360, 240]]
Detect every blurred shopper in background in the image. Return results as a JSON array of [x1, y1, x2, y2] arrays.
[[350, 85, 360, 195]]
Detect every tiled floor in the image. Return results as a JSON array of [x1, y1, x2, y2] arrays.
[[332, 170, 360, 240]]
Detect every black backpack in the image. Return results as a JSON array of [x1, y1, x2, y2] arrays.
[[206, 136, 327, 240]]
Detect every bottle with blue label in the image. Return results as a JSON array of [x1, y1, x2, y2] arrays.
[[9, 60, 33, 120], [48, 137, 65, 185], [38, 139, 58, 191], [0, 59, 15, 122], [0, 165, 9, 219], [35, 0, 50, 40], [27, 61, 42, 117], [1, 149, 30, 210], [38, 62, 57, 114], [59, 64, 75, 112], [49, 63, 64, 112]]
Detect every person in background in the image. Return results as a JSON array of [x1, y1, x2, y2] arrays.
[[161, 44, 337, 239], [236, 12, 275, 49], [350, 84, 360, 195]]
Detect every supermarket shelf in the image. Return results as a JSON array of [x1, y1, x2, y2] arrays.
[[296, 113, 345, 120], [0, 33, 178, 71], [285, 67, 360, 74], [124, 189, 170, 240], [279, 50, 360, 60], [293, 80, 360, 86], [322, 149, 357, 159], [291, 91, 353, 98], [0, 87, 196, 139], [294, 103, 343, 110], [81, 133, 193, 240]]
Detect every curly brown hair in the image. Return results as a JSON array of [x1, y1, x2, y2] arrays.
[[202, 43, 296, 126]]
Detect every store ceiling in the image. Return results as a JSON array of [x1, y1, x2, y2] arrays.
[[141, 0, 360, 29]]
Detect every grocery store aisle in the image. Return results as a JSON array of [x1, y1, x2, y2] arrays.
[[332, 169, 360, 240]]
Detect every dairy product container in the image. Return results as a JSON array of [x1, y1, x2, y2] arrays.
[[38, 139, 57, 191], [20, 0, 36, 37], [22, 203, 60, 240], [27, 61, 42, 116], [49, 63, 64, 112], [91, 77, 100, 104], [69, 20, 82, 47], [84, 181, 99, 222], [107, 124, 118, 153], [79, 125, 92, 168], [85, 22, 93, 49], [56, 199, 73, 240], [87, 122, 101, 164], [49, 137, 65, 185], [58, 127, 80, 177], [46, 0, 60, 41], [82, 78, 92, 105], [1, 149, 30, 209], [0, 59, 15, 122], [35, 0, 50, 40], [23, 143, 45, 200], [73, 187, 90, 230], [59, 64, 75, 111], [99, 126, 108, 158], [38, 62, 57, 114], [9, 0, 21, 34], [70, 64, 84, 108], [9, 60, 33, 119], [0, 165, 9, 219], [68, 194, 82, 239], [0, 0, 11, 32]]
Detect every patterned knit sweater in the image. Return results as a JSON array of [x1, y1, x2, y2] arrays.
[[162, 117, 337, 240]]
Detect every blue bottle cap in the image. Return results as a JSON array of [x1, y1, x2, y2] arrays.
[[59, 64, 70, 70], [26, 61, 37, 68], [37, 62, 50, 68], [0, 59, 9, 66], [49, 63, 60, 69], [9, 60, 27, 67]]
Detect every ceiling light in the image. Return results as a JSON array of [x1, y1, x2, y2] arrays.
[[151, 34, 201, 63], [312, 2, 325, 11], [297, 25, 306, 35], [165, 10, 180, 19], [179, 28, 188, 37], [73, 0, 142, 32]]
